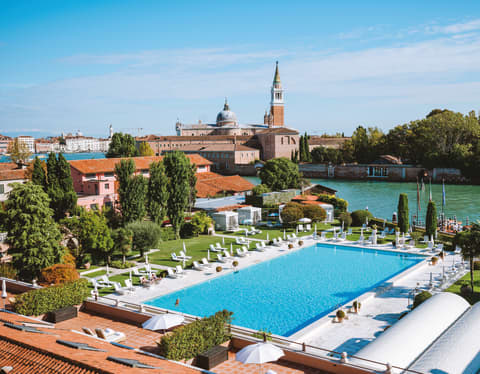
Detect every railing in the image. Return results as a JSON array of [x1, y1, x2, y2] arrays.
[[91, 294, 425, 374]]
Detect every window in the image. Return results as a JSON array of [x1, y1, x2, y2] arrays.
[[0, 184, 4, 194], [86, 173, 96, 179], [105, 183, 109, 190], [104, 172, 114, 178]]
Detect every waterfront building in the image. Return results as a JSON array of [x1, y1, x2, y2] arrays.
[[17, 136, 35, 153], [0, 134, 11, 154], [64, 132, 110, 153], [35, 137, 62, 153], [69, 155, 254, 210], [308, 136, 351, 151]]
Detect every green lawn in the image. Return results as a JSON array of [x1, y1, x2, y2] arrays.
[[82, 269, 107, 278], [446, 270, 480, 304], [219, 223, 334, 240], [146, 235, 247, 268]]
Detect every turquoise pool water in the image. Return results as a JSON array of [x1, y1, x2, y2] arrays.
[[146, 244, 423, 336]]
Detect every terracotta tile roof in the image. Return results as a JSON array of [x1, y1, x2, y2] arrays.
[[257, 127, 299, 135], [196, 173, 254, 198], [171, 144, 259, 152], [137, 135, 252, 142], [292, 195, 320, 201], [69, 155, 212, 174], [0, 311, 200, 374], [0, 163, 18, 171], [0, 169, 26, 181]]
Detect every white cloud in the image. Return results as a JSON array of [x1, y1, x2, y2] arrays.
[[427, 19, 480, 34]]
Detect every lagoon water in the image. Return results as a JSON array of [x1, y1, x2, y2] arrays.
[[245, 176, 480, 223], [0, 152, 106, 163]]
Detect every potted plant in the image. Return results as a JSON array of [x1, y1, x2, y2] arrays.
[[288, 243, 294, 249], [336, 309, 346, 323], [216, 266, 222, 273], [352, 300, 361, 313], [232, 261, 239, 271], [431, 256, 438, 265], [439, 251, 445, 260], [298, 240, 304, 246]]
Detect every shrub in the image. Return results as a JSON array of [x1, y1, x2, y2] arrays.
[[252, 329, 272, 341], [160, 226, 176, 241], [252, 184, 271, 196], [281, 203, 303, 227], [302, 205, 326, 222], [180, 222, 196, 238], [353, 300, 361, 311], [110, 260, 135, 269], [351, 210, 373, 226], [190, 211, 213, 235], [473, 261, 480, 271], [159, 310, 233, 360], [413, 291, 432, 309], [62, 252, 76, 266], [126, 221, 162, 257], [338, 212, 352, 229], [14, 279, 89, 316], [216, 266, 222, 273], [410, 231, 422, 244], [0, 263, 17, 279], [461, 283, 473, 296], [39, 264, 79, 285], [315, 194, 348, 214], [336, 309, 345, 319]]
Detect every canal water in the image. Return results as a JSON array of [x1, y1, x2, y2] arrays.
[[244, 177, 480, 223], [0, 152, 106, 163]]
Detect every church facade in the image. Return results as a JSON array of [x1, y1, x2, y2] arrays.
[[176, 62, 286, 137]]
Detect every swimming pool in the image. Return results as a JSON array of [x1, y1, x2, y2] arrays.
[[145, 244, 424, 336]]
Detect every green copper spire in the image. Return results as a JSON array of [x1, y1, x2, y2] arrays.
[[273, 61, 280, 84]]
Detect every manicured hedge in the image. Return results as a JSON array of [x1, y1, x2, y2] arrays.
[[14, 279, 90, 316], [413, 291, 432, 309], [351, 210, 373, 226], [159, 310, 232, 361]]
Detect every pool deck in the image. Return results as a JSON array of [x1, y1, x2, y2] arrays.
[[111, 236, 466, 360]]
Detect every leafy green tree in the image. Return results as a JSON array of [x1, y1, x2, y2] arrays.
[[126, 221, 162, 258], [114, 159, 147, 223], [455, 224, 480, 292], [188, 163, 197, 213], [252, 184, 270, 196], [190, 211, 213, 235], [31, 156, 47, 187], [258, 157, 300, 191], [147, 161, 169, 224], [280, 203, 303, 227], [7, 138, 32, 165], [164, 151, 191, 239], [62, 208, 113, 265], [5, 182, 64, 281], [397, 193, 409, 233], [302, 205, 326, 222], [106, 132, 139, 158], [425, 201, 437, 239], [139, 141, 154, 156], [111, 227, 133, 264]]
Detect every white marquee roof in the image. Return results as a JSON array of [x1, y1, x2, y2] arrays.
[[409, 301, 480, 374], [352, 292, 470, 373]]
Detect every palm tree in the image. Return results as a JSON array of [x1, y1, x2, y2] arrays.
[[456, 223, 480, 293]]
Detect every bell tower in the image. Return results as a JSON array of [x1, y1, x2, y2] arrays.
[[270, 61, 284, 127]]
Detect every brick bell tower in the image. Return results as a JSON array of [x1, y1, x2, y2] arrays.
[[270, 61, 284, 127]]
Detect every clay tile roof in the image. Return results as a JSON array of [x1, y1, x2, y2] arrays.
[[0, 163, 18, 171], [257, 127, 299, 135], [0, 311, 200, 374], [292, 194, 319, 201], [69, 155, 211, 174], [0, 169, 26, 181], [195, 173, 254, 198]]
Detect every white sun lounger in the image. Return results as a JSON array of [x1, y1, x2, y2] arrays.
[[201, 258, 213, 267], [171, 253, 182, 262], [113, 282, 127, 295], [261, 241, 268, 249], [305, 224, 311, 231], [209, 244, 221, 252], [167, 268, 180, 278], [236, 248, 247, 257], [99, 275, 115, 287], [193, 261, 206, 271], [175, 265, 185, 276], [255, 242, 266, 252], [217, 254, 230, 263], [298, 224, 304, 232], [179, 251, 192, 260], [236, 237, 247, 245], [215, 243, 227, 250]]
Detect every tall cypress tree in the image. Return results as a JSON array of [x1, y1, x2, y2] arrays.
[[31, 157, 47, 188], [299, 135, 305, 162], [114, 159, 147, 224], [56, 153, 77, 218], [164, 151, 190, 239], [304, 132, 311, 162], [146, 161, 169, 224], [397, 193, 409, 233], [188, 163, 197, 213], [425, 201, 437, 239]]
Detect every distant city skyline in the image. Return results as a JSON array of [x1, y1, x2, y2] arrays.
[[1, 0, 480, 137]]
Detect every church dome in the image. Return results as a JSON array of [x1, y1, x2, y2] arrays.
[[216, 99, 238, 127]]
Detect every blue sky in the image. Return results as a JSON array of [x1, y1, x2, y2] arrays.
[[1, 0, 480, 138]]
